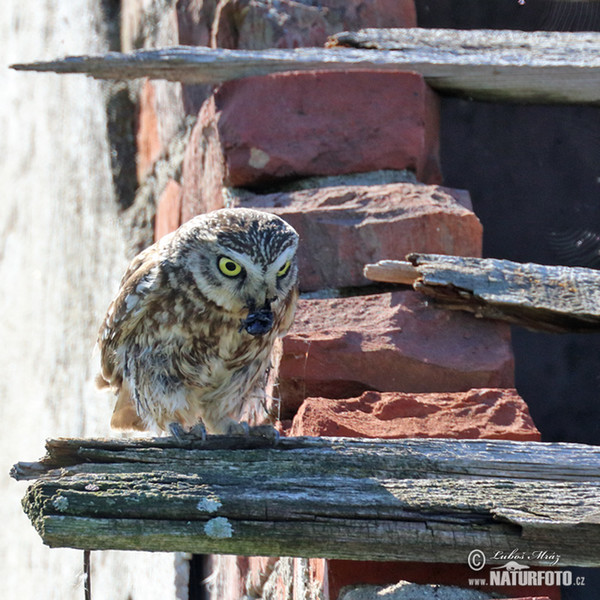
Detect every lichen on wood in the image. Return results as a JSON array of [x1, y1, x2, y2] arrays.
[[11, 436, 600, 565]]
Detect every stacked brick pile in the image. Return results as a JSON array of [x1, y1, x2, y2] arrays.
[[123, 1, 552, 599]]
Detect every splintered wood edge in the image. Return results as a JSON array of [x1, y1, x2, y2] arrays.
[[9, 29, 600, 104], [363, 260, 420, 285]]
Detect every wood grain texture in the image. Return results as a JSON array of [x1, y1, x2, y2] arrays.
[[12, 436, 600, 565], [10, 28, 600, 104], [364, 254, 600, 332]]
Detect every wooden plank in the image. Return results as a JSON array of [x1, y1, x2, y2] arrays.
[[10, 29, 600, 104], [330, 28, 600, 104], [364, 254, 600, 333], [11, 436, 600, 565], [363, 260, 420, 285]]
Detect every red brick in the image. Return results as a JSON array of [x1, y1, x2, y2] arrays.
[[136, 79, 163, 181], [244, 183, 481, 291], [275, 291, 514, 417], [288, 388, 540, 441], [154, 179, 182, 241], [220, 556, 326, 599], [244, 557, 278, 597], [212, 0, 416, 49], [204, 555, 248, 600], [181, 103, 228, 222], [180, 70, 441, 219]]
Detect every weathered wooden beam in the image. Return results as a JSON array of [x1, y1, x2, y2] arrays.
[[330, 28, 600, 104], [11, 436, 600, 565], [10, 29, 600, 104], [364, 254, 600, 333]]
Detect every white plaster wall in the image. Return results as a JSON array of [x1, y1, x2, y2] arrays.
[[0, 2, 181, 598]]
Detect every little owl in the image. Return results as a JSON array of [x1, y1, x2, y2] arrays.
[[96, 208, 299, 435]]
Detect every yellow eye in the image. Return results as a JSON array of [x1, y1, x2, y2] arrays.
[[277, 260, 292, 277], [218, 256, 243, 277]]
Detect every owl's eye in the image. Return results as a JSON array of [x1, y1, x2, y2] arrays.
[[277, 260, 292, 278], [218, 256, 243, 277]]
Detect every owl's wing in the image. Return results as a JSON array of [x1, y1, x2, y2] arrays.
[[279, 286, 299, 335], [97, 243, 163, 386]]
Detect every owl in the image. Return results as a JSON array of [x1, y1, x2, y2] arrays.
[[96, 208, 299, 436]]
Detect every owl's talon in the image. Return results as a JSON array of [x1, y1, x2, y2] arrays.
[[168, 422, 186, 439], [225, 421, 250, 436], [168, 422, 207, 440], [188, 422, 208, 440], [249, 424, 280, 444], [223, 421, 279, 442]]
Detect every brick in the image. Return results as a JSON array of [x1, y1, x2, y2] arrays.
[[212, 0, 331, 49], [275, 291, 514, 417], [337, 579, 556, 600], [176, 1, 220, 114], [210, 555, 325, 599], [212, 0, 416, 49], [181, 70, 441, 220], [124, 1, 215, 169], [122, 0, 217, 50], [328, 562, 559, 600], [244, 182, 481, 292], [338, 581, 488, 599], [181, 105, 228, 223], [176, 0, 216, 47], [204, 556, 248, 600], [154, 179, 182, 241], [244, 556, 279, 597], [136, 79, 163, 181], [288, 388, 540, 441]]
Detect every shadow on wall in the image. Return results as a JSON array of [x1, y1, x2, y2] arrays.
[[417, 0, 600, 447], [438, 98, 600, 447], [417, 5, 600, 594]]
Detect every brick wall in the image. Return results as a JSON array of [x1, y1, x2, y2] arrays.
[[123, 2, 554, 599]]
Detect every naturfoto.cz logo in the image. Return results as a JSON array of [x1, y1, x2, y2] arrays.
[[467, 549, 586, 588]]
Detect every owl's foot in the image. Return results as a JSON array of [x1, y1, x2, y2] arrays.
[[188, 422, 208, 440], [249, 423, 280, 443], [224, 421, 280, 443], [168, 422, 186, 439], [168, 421, 207, 441], [224, 420, 250, 436]]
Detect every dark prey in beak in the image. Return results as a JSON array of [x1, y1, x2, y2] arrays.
[[240, 305, 274, 336]]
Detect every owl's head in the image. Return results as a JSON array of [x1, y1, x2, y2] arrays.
[[167, 208, 299, 335]]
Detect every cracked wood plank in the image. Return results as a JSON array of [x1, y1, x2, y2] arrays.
[[11, 436, 600, 565], [10, 28, 600, 104], [364, 254, 600, 333]]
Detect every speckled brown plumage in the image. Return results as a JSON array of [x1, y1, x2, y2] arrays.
[[96, 208, 299, 434]]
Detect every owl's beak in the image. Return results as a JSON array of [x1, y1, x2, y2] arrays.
[[240, 301, 274, 336]]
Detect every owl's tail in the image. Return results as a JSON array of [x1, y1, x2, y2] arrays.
[[95, 373, 110, 389], [96, 373, 147, 432], [110, 383, 147, 431]]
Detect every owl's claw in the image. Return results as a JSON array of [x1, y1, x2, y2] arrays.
[[188, 422, 208, 440], [224, 421, 279, 444], [249, 424, 280, 444], [168, 422, 186, 439], [168, 422, 207, 441], [224, 420, 250, 436]]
